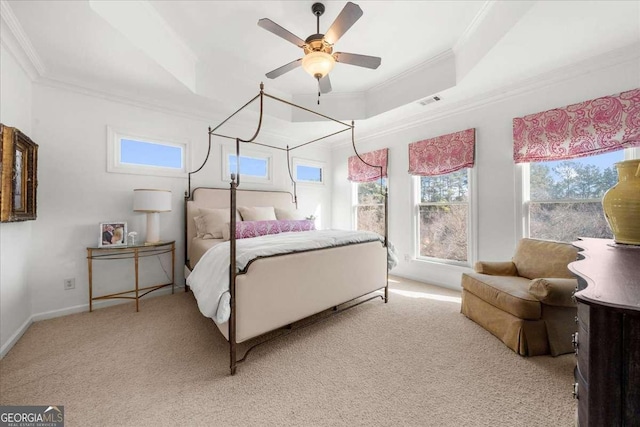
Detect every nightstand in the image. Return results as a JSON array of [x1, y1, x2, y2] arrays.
[[86, 241, 175, 312]]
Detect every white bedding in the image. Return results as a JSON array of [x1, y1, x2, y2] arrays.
[[186, 229, 394, 324]]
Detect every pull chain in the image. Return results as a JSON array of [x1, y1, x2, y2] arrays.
[[317, 77, 321, 105]]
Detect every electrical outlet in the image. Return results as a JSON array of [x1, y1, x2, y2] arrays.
[[404, 254, 411, 262], [64, 278, 75, 290]]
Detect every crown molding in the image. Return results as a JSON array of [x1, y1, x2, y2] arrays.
[[33, 76, 299, 145], [453, 0, 496, 54], [331, 43, 640, 150], [0, 0, 45, 79], [368, 49, 455, 94]]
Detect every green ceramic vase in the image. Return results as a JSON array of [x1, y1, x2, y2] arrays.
[[602, 159, 640, 245]]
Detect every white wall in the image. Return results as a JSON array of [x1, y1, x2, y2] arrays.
[[332, 58, 640, 290], [0, 44, 33, 353], [25, 83, 332, 318]]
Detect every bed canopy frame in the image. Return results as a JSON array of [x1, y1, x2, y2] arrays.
[[185, 83, 388, 374]]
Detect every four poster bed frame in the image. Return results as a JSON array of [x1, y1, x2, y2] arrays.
[[184, 83, 389, 375]]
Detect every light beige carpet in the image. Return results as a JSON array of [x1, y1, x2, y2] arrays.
[[0, 277, 576, 426]]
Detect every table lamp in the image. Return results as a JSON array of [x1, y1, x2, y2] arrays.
[[133, 189, 171, 244]]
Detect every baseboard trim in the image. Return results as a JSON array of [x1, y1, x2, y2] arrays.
[[0, 316, 33, 359], [1, 285, 184, 358]]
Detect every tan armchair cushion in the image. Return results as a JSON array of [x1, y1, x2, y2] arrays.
[[512, 238, 578, 279], [474, 261, 518, 276], [461, 273, 541, 320], [529, 278, 578, 307]]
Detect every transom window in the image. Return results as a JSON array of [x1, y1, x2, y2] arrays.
[[293, 158, 324, 184], [222, 146, 272, 183], [107, 127, 188, 177], [415, 169, 471, 264]]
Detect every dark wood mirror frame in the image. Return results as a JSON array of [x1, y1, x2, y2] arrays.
[[1, 124, 38, 222]]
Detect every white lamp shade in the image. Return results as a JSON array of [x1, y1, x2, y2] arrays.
[[302, 51, 335, 79], [133, 189, 172, 212]]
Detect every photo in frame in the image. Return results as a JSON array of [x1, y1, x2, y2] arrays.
[[1, 124, 38, 222], [99, 221, 128, 247]]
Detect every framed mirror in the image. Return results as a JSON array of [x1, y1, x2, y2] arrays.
[[1, 124, 38, 222]]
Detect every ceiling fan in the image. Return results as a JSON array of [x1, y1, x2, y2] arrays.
[[258, 2, 382, 95]]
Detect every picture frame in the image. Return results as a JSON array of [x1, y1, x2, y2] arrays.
[[1, 124, 38, 222], [99, 221, 128, 247]]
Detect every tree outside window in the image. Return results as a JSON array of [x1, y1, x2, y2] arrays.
[[353, 179, 386, 236], [417, 169, 469, 262], [527, 150, 624, 242]]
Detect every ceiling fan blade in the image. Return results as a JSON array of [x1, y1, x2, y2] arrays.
[[258, 18, 306, 47], [324, 2, 363, 45], [334, 52, 381, 69], [265, 58, 303, 79], [319, 75, 332, 94]]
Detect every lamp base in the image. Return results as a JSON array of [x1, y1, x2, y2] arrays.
[[145, 212, 161, 244]]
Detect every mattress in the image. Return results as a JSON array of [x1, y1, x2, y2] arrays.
[[190, 237, 224, 267]]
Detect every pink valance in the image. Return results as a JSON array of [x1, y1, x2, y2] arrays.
[[513, 88, 640, 163], [408, 128, 475, 176], [348, 148, 388, 182]]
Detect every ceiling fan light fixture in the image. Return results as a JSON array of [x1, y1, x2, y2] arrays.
[[302, 51, 335, 79]]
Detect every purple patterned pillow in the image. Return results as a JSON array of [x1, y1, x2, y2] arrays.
[[277, 219, 315, 233], [234, 219, 315, 239], [235, 220, 281, 239]]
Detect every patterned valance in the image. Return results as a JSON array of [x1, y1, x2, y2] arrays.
[[513, 88, 640, 163], [408, 128, 475, 176], [348, 148, 388, 183]]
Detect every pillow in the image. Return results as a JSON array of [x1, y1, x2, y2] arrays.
[[277, 219, 315, 233], [222, 219, 315, 240], [237, 206, 277, 221], [274, 208, 304, 220], [194, 208, 239, 239]]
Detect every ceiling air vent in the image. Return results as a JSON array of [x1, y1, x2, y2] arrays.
[[417, 95, 442, 106]]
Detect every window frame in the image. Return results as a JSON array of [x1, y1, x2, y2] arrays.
[[517, 147, 640, 241], [221, 146, 272, 184], [107, 126, 189, 178], [293, 158, 325, 185], [412, 167, 477, 267]]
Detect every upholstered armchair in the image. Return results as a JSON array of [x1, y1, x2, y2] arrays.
[[461, 238, 579, 356]]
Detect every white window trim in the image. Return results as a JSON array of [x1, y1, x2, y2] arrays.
[[221, 145, 272, 184], [107, 126, 189, 178], [411, 167, 477, 268], [293, 157, 325, 185], [516, 147, 640, 240]]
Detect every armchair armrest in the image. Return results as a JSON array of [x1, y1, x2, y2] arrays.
[[528, 278, 578, 307], [473, 261, 517, 276]]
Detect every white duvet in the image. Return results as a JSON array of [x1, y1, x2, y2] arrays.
[[186, 229, 394, 324]]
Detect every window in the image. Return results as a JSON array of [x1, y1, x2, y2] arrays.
[[222, 147, 272, 183], [415, 169, 470, 263], [107, 127, 188, 177], [293, 158, 324, 184], [524, 149, 638, 242], [353, 179, 386, 236]]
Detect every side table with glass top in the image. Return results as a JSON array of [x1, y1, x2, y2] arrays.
[[86, 241, 175, 312]]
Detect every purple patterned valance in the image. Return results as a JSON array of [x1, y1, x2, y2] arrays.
[[348, 148, 388, 182], [513, 88, 640, 163], [408, 128, 475, 176]]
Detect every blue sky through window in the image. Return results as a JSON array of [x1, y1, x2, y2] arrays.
[[541, 150, 623, 181], [229, 155, 268, 177], [297, 165, 322, 182], [120, 139, 182, 168]]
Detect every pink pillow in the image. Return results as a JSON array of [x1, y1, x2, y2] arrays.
[[231, 219, 315, 239]]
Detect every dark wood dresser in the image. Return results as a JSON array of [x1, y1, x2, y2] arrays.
[[569, 238, 640, 426]]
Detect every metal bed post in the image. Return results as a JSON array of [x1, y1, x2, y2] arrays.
[[229, 165, 238, 375], [350, 121, 389, 303]]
